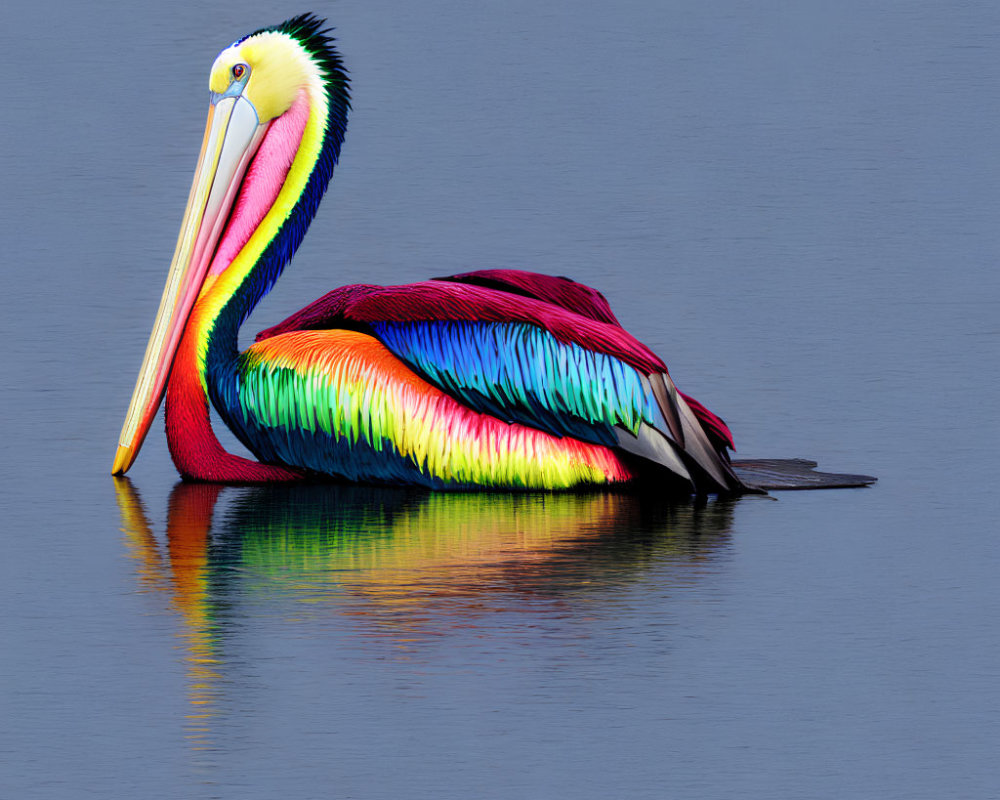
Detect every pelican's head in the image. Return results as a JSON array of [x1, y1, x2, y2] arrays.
[[210, 28, 325, 125], [112, 15, 349, 475]]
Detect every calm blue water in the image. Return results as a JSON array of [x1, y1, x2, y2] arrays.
[[1, 1, 998, 797]]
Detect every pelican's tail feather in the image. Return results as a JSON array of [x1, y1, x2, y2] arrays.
[[732, 459, 877, 490]]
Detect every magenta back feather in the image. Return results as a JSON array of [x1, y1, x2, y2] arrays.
[[433, 269, 622, 326], [257, 280, 666, 373]]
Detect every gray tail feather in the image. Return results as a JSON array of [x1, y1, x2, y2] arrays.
[[636, 372, 746, 495], [647, 372, 685, 446], [732, 459, 877, 490], [670, 384, 745, 494]]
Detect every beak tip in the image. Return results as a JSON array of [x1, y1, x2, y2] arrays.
[[112, 444, 136, 476]]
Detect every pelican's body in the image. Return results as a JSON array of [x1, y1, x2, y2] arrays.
[[112, 15, 753, 494]]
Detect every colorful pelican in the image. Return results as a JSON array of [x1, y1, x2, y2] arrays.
[[112, 15, 872, 494]]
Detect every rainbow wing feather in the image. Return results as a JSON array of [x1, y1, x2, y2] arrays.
[[256, 270, 735, 451], [231, 271, 741, 491], [229, 330, 634, 489]]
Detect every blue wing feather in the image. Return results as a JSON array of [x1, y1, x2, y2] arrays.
[[371, 320, 657, 447]]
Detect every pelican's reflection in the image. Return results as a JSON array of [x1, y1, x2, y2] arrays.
[[116, 479, 737, 746], [117, 482, 226, 751]]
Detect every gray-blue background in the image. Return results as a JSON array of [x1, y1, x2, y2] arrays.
[[1, 1, 997, 797]]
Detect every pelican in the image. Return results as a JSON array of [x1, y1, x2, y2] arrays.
[[112, 15, 873, 494]]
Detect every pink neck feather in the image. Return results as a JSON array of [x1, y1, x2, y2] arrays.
[[208, 90, 311, 277]]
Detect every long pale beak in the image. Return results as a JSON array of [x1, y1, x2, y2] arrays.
[[112, 94, 268, 475]]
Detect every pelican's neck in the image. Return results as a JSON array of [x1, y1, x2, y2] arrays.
[[165, 73, 348, 481], [206, 84, 330, 355]]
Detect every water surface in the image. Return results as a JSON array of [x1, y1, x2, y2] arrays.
[[1, 1, 998, 797]]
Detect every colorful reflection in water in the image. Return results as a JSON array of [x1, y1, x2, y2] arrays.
[[115, 479, 736, 751]]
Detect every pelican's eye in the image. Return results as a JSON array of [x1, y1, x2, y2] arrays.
[[232, 63, 248, 81]]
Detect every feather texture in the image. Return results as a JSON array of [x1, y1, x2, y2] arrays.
[[255, 280, 667, 372], [251, 274, 742, 491], [371, 319, 657, 445], [256, 272, 736, 453], [432, 269, 622, 325], [227, 330, 635, 489]]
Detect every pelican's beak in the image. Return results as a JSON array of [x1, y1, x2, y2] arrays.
[[112, 94, 268, 475]]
